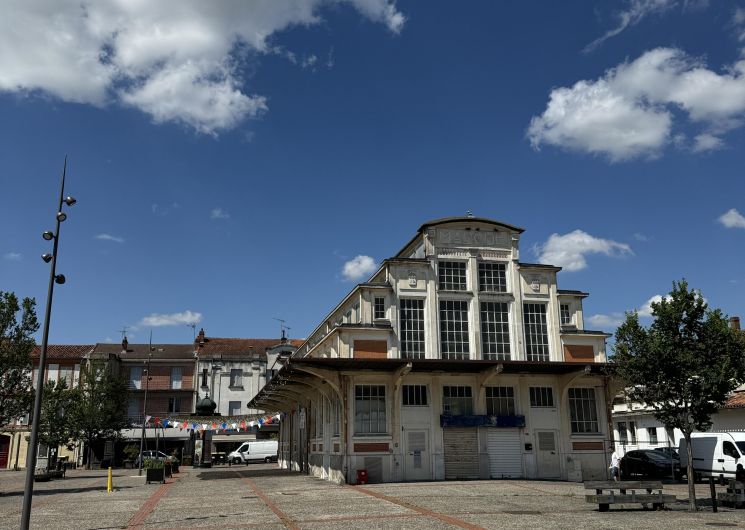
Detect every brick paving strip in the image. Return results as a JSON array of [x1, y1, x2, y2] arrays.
[[237, 472, 300, 530], [126, 478, 177, 530], [350, 484, 487, 530]]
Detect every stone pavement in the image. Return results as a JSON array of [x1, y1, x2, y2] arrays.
[[2, 464, 745, 529]]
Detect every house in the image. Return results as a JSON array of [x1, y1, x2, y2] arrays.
[[249, 216, 613, 484], [89, 340, 197, 463], [1, 344, 93, 470]]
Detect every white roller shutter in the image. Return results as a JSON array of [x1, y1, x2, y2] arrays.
[[443, 428, 479, 480], [486, 429, 523, 479]]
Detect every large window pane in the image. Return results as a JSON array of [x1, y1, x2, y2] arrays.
[[440, 300, 470, 359], [400, 299, 425, 358], [438, 261, 467, 291], [523, 303, 549, 361], [480, 302, 510, 360], [568, 388, 599, 433], [355, 385, 386, 435]]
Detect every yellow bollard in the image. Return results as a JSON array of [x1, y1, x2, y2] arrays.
[[107, 466, 113, 493]]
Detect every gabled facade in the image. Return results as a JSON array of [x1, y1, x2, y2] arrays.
[[250, 216, 613, 484]]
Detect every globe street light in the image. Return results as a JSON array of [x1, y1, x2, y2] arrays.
[[21, 157, 76, 530]]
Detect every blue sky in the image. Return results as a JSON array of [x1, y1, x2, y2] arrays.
[[1, 0, 744, 345]]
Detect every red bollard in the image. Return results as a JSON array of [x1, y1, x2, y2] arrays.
[[356, 469, 368, 485]]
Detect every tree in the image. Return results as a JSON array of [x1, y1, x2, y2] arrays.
[[37, 380, 78, 470], [71, 361, 129, 469], [613, 280, 745, 511], [0, 291, 38, 427]]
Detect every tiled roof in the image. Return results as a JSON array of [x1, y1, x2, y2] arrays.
[[31, 345, 94, 360], [93, 343, 195, 360], [196, 338, 303, 359], [724, 392, 745, 409]]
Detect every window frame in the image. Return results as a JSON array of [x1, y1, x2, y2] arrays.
[[400, 298, 425, 359], [229, 368, 244, 388], [402, 385, 428, 406], [373, 297, 386, 320], [480, 301, 511, 360], [485, 386, 516, 416], [442, 385, 473, 415], [568, 387, 599, 434], [438, 261, 467, 291], [168, 396, 181, 413], [170, 366, 182, 390], [560, 303, 572, 325], [354, 384, 387, 435], [439, 299, 470, 359], [478, 261, 507, 293], [529, 386, 555, 407], [523, 303, 550, 361], [130, 366, 143, 390]]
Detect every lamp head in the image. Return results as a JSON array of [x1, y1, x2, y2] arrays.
[[56, 212, 67, 222], [64, 196, 77, 207], [41, 253, 53, 263], [54, 274, 66, 285], [42, 231, 55, 241]]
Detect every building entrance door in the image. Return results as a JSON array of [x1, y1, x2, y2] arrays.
[[404, 429, 430, 481], [536, 430, 561, 479]]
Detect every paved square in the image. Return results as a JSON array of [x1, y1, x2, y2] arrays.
[[2, 465, 745, 529]]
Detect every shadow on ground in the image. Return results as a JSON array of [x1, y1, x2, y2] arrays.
[[196, 467, 301, 480]]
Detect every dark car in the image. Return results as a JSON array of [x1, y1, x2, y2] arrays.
[[653, 447, 680, 461], [620, 449, 683, 481]]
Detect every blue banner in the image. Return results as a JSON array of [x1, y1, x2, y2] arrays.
[[440, 414, 525, 428]]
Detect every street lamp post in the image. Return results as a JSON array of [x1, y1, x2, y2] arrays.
[[138, 353, 152, 476], [20, 158, 76, 530]]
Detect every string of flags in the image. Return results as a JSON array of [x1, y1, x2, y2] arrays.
[[143, 413, 282, 433]]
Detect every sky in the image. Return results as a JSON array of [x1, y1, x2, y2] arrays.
[[1, 0, 744, 346]]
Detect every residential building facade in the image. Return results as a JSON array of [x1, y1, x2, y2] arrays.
[[249, 216, 613, 484]]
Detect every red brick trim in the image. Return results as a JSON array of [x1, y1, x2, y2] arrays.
[[127, 479, 176, 529], [239, 473, 299, 530], [354, 442, 389, 452]]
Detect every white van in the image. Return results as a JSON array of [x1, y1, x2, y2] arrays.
[[228, 440, 278, 464], [679, 432, 745, 480]]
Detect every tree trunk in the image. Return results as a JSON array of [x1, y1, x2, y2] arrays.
[[684, 432, 697, 511], [86, 441, 92, 470]]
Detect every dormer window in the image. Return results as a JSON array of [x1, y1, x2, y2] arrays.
[[438, 261, 466, 291], [374, 297, 385, 320], [560, 304, 572, 325]]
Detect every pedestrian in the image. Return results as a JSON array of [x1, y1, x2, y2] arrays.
[[609, 445, 622, 482], [736, 463, 745, 484]]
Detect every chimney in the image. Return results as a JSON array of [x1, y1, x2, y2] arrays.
[[731, 316, 741, 331], [121, 336, 128, 352], [197, 328, 206, 345], [280, 328, 287, 344]]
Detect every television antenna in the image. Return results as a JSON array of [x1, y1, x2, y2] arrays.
[[186, 322, 196, 340], [118, 326, 129, 341], [273, 317, 291, 338]]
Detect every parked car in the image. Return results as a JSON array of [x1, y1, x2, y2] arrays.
[[653, 447, 680, 460], [228, 440, 278, 464], [620, 449, 683, 481], [679, 432, 745, 482], [135, 450, 177, 467]]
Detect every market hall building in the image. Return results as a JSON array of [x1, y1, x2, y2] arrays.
[[249, 216, 613, 484]]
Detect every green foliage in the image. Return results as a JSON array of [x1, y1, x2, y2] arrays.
[[123, 444, 140, 461], [70, 361, 129, 466], [0, 291, 38, 427], [37, 379, 78, 454], [143, 458, 164, 469], [613, 280, 745, 509]]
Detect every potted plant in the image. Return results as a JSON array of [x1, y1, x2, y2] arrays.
[[143, 458, 165, 483], [123, 444, 139, 469]]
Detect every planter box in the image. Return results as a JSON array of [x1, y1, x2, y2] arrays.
[[164, 462, 172, 478], [146, 467, 164, 484]]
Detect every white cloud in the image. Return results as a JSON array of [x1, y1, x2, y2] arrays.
[[692, 133, 724, 152], [0, 1, 405, 135], [529, 47, 745, 161], [584, 0, 677, 53], [138, 310, 202, 327], [633, 232, 650, 242], [210, 207, 230, 220], [3, 252, 22, 261], [637, 294, 665, 317], [95, 233, 125, 243], [342, 255, 378, 281], [734, 7, 745, 42], [587, 313, 625, 329], [719, 208, 745, 228], [534, 230, 632, 271]]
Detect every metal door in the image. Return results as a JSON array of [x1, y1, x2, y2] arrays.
[[486, 429, 523, 478], [0, 435, 9, 469], [536, 430, 561, 479], [404, 429, 431, 481], [443, 428, 479, 480]]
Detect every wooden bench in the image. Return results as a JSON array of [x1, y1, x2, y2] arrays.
[[584, 481, 676, 512], [33, 468, 65, 482]]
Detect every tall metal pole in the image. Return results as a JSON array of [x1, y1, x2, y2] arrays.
[[21, 158, 68, 530], [138, 354, 151, 476]]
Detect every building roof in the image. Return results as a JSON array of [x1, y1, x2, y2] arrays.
[[31, 344, 94, 360], [558, 289, 590, 297], [196, 337, 303, 359], [518, 262, 562, 271], [561, 329, 613, 337], [93, 343, 195, 360], [417, 216, 525, 234]]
